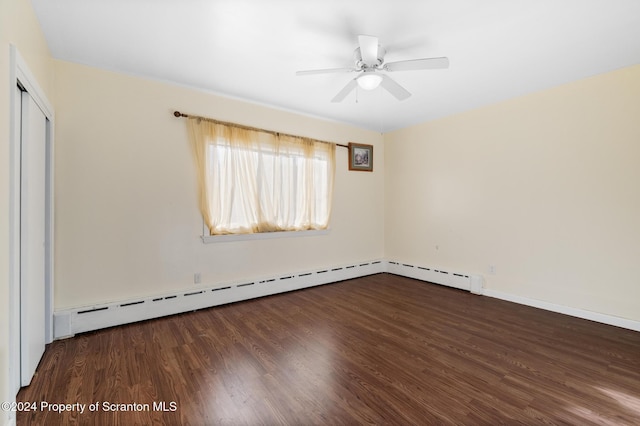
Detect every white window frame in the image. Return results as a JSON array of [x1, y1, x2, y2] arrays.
[[201, 220, 329, 243]]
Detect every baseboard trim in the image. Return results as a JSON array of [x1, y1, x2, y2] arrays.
[[385, 260, 640, 333], [53, 260, 385, 339], [386, 260, 483, 294], [53, 259, 640, 339], [483, 289, 640, 332]]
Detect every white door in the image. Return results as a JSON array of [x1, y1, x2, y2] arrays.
[[20, 89, 48, 386]]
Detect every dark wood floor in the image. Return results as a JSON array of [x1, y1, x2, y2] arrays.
[[18, 273, 640, 425]]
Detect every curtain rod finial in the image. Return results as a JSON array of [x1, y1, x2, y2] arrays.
[[174, 111, 185, 118]]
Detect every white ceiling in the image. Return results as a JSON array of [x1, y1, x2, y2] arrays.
[[32, 0, 640, 132]]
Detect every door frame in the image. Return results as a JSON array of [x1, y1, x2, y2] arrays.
[[8, 45, 55, 398]]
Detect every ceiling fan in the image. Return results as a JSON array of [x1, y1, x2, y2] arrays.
[[296, 35, 449, 102]]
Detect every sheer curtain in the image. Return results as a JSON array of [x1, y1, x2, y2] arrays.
[[187, 118, 335, 235]]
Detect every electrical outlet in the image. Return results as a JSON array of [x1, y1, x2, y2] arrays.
[[488, 265, 496, 275], [194, 272, 201, 284]]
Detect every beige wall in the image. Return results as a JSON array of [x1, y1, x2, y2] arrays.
[[385, 64, 640, 321], [53, 60, 385, 309], [0, 1, 54, 424]]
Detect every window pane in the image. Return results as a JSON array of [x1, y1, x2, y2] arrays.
[[190, 119, 334, 235]]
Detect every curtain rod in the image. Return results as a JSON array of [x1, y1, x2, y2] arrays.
[[173, 111, 348, 148]]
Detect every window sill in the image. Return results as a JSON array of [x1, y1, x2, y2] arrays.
[[201, 229, 330, 243]]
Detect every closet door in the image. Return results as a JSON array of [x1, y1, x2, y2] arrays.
[[20, 90, 48, 386]]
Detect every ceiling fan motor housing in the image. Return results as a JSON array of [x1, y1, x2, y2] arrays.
[[354, 45, 386, 70]]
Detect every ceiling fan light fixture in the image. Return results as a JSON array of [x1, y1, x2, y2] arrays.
[[357, 73, 383, 90]]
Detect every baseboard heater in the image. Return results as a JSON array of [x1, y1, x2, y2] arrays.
[[53, 260, 385, 339], [386, 260, 483, 295]]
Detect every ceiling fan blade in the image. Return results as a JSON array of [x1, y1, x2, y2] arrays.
[[384, 57, 450, 72], [358, 35, 379, 65], [331, 79, 358, 103], [295, 67, 355, 76], [380, 75, 411, 101]]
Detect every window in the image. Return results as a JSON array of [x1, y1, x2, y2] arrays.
[[187, 118, 335, 236]]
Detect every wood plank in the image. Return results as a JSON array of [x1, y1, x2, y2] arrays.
[[17, 274, 640, 425]]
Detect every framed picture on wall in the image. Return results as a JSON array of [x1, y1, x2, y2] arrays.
[[348, 142, 373, 172]]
